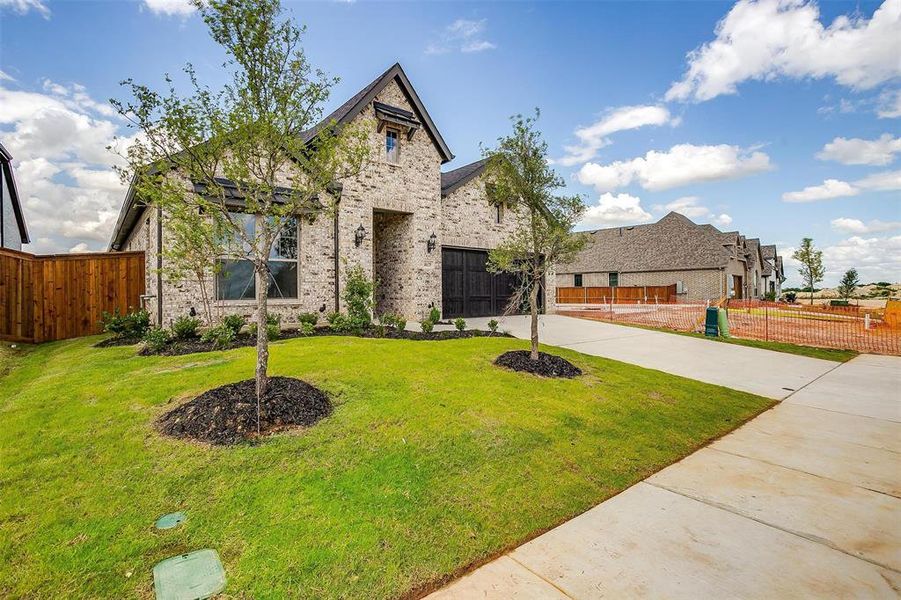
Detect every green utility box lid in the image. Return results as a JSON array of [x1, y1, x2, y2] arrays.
[[153, 549, 226, 600]]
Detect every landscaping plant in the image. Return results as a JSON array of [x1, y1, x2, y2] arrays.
[[248, 314, 281, 341], [201, 324, 236, 349], [487, 318, 499, 333], [297, 312, 319, 328], [483, 110, 587, 361], [343, 265, 375, 332], [142, 327, 171, 353], [171, 315, 201, 340], [113, 0, 370, 429], [222, 314, 247, 336], [454, 317, 467, 332], [420, 319, 434, 333], [429, 306, 441, 324], [101, 307, 151, 340], [792, 237, 825, 305]]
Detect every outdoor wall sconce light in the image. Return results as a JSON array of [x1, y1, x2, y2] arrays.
[[354, 224, 366, 247], [427, 232, 437, 253]]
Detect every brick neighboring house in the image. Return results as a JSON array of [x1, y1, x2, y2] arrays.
[[0, 142, 30, 251], [556, 211, 782, 302], [108, 63, 551, 326]]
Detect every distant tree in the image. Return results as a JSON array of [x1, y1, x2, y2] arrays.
[[792, 238, 824, 305], [837, 268, 859, 300], [113, 0, 369, 426], [484, 111, 587, 361]]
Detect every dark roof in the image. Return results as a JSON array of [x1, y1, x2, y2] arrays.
[[560, 212, 734, 274], [299, 63, 453, 163], [761, 243, 776, 276], [0, 141, 30, 244], [110, 62, 454, 250], [441, 159, 488, 197]]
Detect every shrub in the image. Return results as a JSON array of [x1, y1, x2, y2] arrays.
[[171, 315, 201, 340], [374, 321, 386, 338], [327, 312, 352, 333], [420, 319, 434, 333], [298, 312, 319, 328], [454, 317, 466, 332], [222, 314, 247, 335], [201, 324, 236, 349], [343, 265, 374, 331], [299, 321, 315, 336], [429, 306, 441, 323], [764, 292, 776, 302], [380, 313, 407, 331], [101, 307, 151, 339], [248, 314, 281, 341], [142, 327, 171, 353], [784, 291, 797, 303], [487, 319, 499, 333]]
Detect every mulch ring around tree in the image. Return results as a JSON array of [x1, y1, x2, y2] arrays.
[[156, 376, 332, 446], [140, 327, 512, 357], [494, 350, 582, 378]]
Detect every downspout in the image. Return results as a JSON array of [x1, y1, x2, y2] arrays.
[[331, 184, 343, 313], [156, 205, 163, 325]]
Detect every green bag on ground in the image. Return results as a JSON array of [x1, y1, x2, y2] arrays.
[[717, 308, 730, 338]]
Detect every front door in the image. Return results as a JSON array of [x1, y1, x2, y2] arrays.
[[732, 275, 743, 299]]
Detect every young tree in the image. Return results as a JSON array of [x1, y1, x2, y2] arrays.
[[837, 268, 859, 300], [484, 111, 587, 360], [113, 0, 369, 422], [792, 237, 825, 305]]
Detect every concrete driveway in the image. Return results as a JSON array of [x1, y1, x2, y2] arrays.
[[428, 354, 901, 599], [466, 314, 838, 399]]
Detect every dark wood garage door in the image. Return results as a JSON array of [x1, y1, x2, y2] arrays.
[[441, 248, 536, 319]]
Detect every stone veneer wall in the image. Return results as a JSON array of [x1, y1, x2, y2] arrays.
[[441, 175, 556, 314], [373, 211, 414, 317]]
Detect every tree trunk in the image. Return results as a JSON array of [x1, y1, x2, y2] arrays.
[[529, 281, 539, 361], [196, 269, 213, 326], [809, 277, 814, 305], [254, 263, 270, 435]]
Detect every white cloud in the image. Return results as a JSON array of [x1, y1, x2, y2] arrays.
[[782, 178, 860, 202], [142, 0, 195, 16], [0, 79, 130, 253], [577, 143, 772, 192], [0, 0, 49, 17], [817, 134, 901, 166], [652, 196, 733, 227], [580, 192, 653, 228], [822, 235, 901, 284], [426, 19, 496, 55], [856, 168, 901, 190], [68, 242, 90, 253], [666, 0, 901, 103], [781, 169, 901, 202], [831, 217, 901, 234], [877, 89, 901, 118], [556, 105, 676, 167]]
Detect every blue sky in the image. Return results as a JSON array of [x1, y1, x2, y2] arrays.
[[1, 0, 899, 285]]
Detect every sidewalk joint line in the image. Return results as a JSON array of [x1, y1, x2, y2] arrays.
[[507, 554, 577, 599]]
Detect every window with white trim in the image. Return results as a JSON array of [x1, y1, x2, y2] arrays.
[[385, 128, 400, 164], [216, 213, 298, 300]]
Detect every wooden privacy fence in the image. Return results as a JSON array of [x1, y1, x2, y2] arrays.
[[556, 284, 678, 305], [0, 248, 145, 343]]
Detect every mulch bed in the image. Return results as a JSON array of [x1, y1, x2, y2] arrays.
[[140, 327, 511, 357], [156, 376, 332, 445], [494, 350, 582, 378], [93, 336, 142, 348]]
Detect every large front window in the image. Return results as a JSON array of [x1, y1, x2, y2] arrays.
[[217, 213, 298, 301]]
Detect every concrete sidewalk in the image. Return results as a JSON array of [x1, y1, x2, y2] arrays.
[[465, 314, 838, 399], [428, 354, 901, 599]]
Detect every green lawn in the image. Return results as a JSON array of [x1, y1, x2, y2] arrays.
[[0, 335, 772, 598]]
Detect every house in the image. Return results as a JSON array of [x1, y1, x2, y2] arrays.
[[0, 142, 30, 251], [108, 63, 549, 326], [556, 211, 781, 302], [761, 244, 786, 298]]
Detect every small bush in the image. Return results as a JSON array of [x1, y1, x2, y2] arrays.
[[380, 313, 407, 331], [374, 322, 386, 338], [429, 306, 441, 324], [344, 265, 374, 331], [764, 291, 776, 302], [420, 319, 434, 333], [328, 312, 352, 333], [784, 291, 798, 303], [298, 312, 318, 328], [101, 307, 151, 339], [299, 322, 315, 336], [171, 315, 201, 340], [222, 314, 247, 335], [201, 324, 236, 349], [487, 319, 499, 333], [454, 317, 466, 332], [248, 314, 281, 341], [142, 327, 171, 353]]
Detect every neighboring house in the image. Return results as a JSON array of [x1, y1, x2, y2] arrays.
[[0, 142, 30, 251], [108, 63, 548, 325], [761, 244, 786, 297], [556, 211, 780, 302]]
